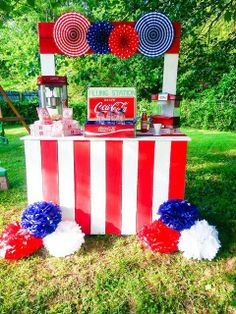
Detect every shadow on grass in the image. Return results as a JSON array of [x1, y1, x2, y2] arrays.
[[82, 234, 120, 255], [186, 150, 236, 257]]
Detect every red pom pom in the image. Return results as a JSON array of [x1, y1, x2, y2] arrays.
[[109, 24, 139, 58], [0, 222, 43, 260], [137, 220, 180, 253]]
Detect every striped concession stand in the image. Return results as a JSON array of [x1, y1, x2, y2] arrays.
[[22, 135, 190, 235]]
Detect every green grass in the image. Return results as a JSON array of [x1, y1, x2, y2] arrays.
[[0, 125, 236, 314]]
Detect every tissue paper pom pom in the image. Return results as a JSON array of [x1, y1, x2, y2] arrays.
[[87, 21, 113, 54], [21, 201, 61, 238], [43, 221, 85, 257], [158, 199, 199, 231], [0, 221, 43, 260], [137, 220, 180, 253], [178, 220, 221, 260]]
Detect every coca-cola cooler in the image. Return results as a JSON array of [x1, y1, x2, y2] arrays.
[[84, 87, 136, 138]]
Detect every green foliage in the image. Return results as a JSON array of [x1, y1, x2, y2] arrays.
[[0, 1, 235, 131], [0, 100, 87, 125], [69, 101, 87, 125], [181, 68, 236, 131], [0, 100, 38, 123]]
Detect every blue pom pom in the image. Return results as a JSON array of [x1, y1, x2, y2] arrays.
[[87, 21, 113, 54], [21, 201, 62, 238], [158, 199, 199, 231]]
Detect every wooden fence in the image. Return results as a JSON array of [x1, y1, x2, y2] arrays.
[[0, 91, 38, 102]]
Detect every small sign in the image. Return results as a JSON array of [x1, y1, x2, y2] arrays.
[[88, 87, 136, 120], [158, 93, 168, 101], [158, 93, 177, 101]]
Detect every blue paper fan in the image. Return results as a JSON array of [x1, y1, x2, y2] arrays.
[[87, 21, 113, 54], [135, 12, 174, 57]]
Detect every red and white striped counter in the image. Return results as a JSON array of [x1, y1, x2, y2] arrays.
[[22, 135, 190, 235]]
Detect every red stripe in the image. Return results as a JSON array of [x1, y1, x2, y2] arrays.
[[137, 141, 155, 232], [74, 141, 91, 234], [41, 140, 59, 204], [105, 141, 122, 234], [38, 23, 62, 54], [168, 141, 188, 199], [167, 22, 181, 54]]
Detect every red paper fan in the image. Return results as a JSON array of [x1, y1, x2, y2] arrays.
[[109, 24, 139, 58], [0, 221, 43, 260], [53, 12, 91, 57], [137, 220, 180, 253]]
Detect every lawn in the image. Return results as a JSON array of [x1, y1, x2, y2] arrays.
[[0, 125, 236, 314]]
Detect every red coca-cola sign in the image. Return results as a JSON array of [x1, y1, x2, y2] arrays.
[[88, 87, 136, 120]]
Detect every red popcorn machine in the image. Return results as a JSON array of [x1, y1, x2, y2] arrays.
[[37, 76, 68, 120]]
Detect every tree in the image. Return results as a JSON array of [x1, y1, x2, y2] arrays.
[[0, 0, 235, 100]]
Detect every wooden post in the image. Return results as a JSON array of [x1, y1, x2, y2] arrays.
[[0, 85, 30, 133], [40, 54, 56, 75]]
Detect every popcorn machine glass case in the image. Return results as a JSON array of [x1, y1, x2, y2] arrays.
[[37, 76, 68, 119]]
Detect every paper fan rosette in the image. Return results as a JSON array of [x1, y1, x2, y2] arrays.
[[53, 12, 91, 57], [87, 21, 114, 54], [109, 24, 139, 58], [135, 12, 174, 57]]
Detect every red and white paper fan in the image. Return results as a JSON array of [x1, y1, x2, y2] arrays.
[[53, 12, 91, 57]]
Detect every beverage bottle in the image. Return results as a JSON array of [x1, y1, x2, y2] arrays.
[[117, 108, 125, 124], [141, 110, 148, 132], [96, 111, 105, 124]]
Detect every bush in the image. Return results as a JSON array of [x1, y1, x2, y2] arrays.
[[181, 69, 236, 131], [0, 99, 87, 126], [0, 100, 38, 124], [1, 70, 235, 131], [69, 101, 87, 125], [181, 98, 236, 131]]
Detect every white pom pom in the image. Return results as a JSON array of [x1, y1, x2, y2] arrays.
[[178, 220, 221, 261], [43, 221, 85, 257]]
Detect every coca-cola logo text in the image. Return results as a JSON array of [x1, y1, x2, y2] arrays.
[[94, 102, 128, 113], [98, 126, 116, 133]]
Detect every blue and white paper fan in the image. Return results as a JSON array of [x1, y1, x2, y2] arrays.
[[135, 12, 174, 57]]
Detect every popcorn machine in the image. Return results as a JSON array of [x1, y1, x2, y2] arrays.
[[37, 76, 68, 119]]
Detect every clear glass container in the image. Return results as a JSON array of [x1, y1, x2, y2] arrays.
[[38, 76, 68, 120], [151, 94, 162, 116]]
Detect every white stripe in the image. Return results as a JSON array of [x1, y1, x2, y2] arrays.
[[121, 141, 138, 234], [58, 141, 75, 221], [162, 53, 179, 94], [24, 140, 43, 204], [90, 141, 106, 234], [152, 141, 171, 221], [40, 54, 55, 75]]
